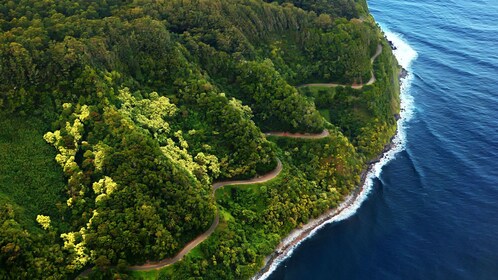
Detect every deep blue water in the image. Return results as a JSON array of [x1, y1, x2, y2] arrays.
[[266, 0, 498, 279]]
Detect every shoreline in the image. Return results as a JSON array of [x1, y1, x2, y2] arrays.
[[254, 66, 409, 279], [253, 137, 396, 280]]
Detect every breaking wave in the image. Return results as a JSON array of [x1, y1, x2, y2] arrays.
[[256, 28, 418, 280]]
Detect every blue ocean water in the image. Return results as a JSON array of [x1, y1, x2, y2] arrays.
[[264, 0, 498, 279]]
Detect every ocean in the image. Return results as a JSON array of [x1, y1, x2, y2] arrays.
[[262, 0, 498, 279]]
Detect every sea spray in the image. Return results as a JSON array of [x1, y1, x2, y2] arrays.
[[255, 30, 418, 280]]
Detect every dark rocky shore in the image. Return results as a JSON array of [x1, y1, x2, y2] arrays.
[[253, 139, 396, 280], [399, 67, 408, 79], [253, 67, 409, 280]]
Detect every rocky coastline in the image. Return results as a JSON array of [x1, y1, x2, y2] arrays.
[[253, 67, 408, 280], [253, 138, 396, 280]]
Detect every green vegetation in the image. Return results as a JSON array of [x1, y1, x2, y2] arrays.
[[128, 270, 162, 280], [300, 86, 338, 110], [0, 0, 400, 279], [325, 44, 400, 158], [0, 115, 66, 230], [166, 134, 363, 279], [319, 109, 331, 122]]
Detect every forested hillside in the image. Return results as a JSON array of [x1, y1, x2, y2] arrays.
[[0, 0, 400, 279]]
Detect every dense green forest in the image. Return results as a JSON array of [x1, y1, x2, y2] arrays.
[[0, 0, 400, 279]]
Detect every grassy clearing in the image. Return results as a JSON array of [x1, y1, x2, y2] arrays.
[[187, 245, 204, 259], [304, 85, 334, 94], [219, 208, 235, 223], [128, 269, 162, 280], [318, 109, 331, 122], [298, 86, 338, 116], [298, 85, 336, 98], [0, 114, 66, 230]]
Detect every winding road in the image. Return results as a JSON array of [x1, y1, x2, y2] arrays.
[[79, 43, 383, 278], [265, 129, 330, 139], [78, 159, 285, 277], [79, 46, 381, 278], [122, 129, 331, 272], [126, 159, 284, 271], [124, 128, 331, 272], [125, 130, 330, 272], [299, 44, 383, 89]]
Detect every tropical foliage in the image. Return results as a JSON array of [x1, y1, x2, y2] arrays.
[[0, 0, 400, 279]]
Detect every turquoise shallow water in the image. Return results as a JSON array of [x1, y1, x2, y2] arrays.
[[265, 0, 498, 279]]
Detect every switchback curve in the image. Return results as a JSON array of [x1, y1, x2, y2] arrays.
[[299, 44, 383, 89], [78, 128, 329, 277], [127, 128, 332, 271], [127, 159, 283, 271]]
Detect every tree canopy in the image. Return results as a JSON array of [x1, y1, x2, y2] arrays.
[[0, 0, 401, 279]]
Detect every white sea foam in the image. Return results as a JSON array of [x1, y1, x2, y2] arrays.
[[256, 29, 418, 280]]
